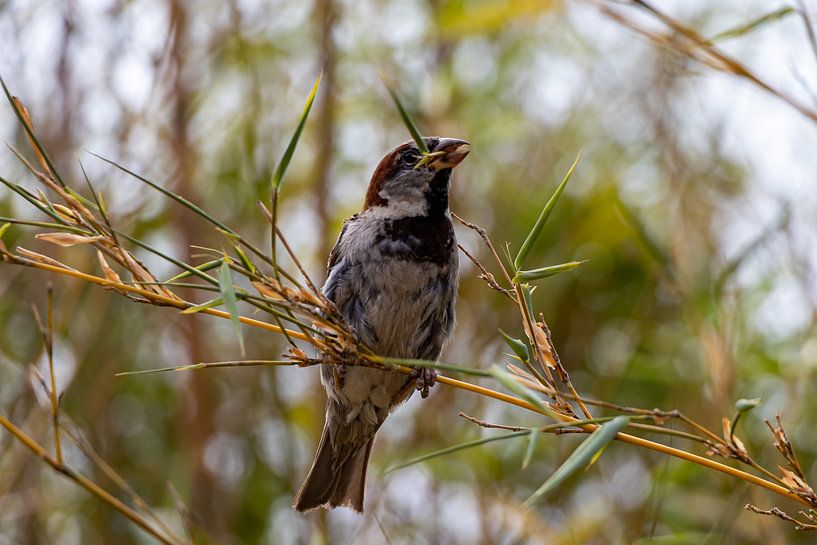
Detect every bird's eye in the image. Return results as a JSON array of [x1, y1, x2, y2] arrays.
[[402, 150, 422, 165]]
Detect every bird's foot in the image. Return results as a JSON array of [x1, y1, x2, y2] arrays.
[[412, 367, 437, 399]]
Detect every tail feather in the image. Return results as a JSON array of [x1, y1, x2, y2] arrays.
[[293, 411, 375, 513]]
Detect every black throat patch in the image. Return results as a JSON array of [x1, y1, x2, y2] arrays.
[[375, 169, 455, 266]]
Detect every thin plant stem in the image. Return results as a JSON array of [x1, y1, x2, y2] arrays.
[[2, 236, 811, 509], [452, 211, 514, 285], [0, 415, 183, 545], [45, 285, 62, 464]]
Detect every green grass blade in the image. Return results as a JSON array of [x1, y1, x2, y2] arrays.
[[380, 357, 491, 377], [232, 244, 255, 274], [88, 151, 235, 234], [115, 360, 293, 376], [0, 175, 66, 224], [114, 230, 218, 286], [520, 283, 535, 321], [180, 297, 224, 315], [219, 260, 245, 356], [387, 86, 429, 154], [165, 259, 222, 283], [0, 217, 90, 235], [711, 7, 794, 41], [489, 365, 556, 418], [523, 415, 630, 508], [78, 157, 120, 246], [499, 329, 530, 362], [522, 427, 540, 469], [272, 74, 321, 190], [513, 260, 587, 283], [383, 430, 529, 474], [514, 150, 581, 271]]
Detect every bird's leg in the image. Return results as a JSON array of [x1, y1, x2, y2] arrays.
[[412, 367, 437, 399]]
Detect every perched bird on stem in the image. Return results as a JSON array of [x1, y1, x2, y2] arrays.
[[293, 137, 470, 513]]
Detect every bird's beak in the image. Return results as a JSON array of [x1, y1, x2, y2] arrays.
[[423, 138, 471, 171]]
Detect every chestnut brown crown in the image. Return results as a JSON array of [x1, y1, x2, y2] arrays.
[[363, 137, 470, 211]]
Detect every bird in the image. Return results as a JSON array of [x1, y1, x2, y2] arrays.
[[293, 136, 471, 513]]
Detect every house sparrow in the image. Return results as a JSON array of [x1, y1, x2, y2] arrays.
[[293, 137, 470, 513]]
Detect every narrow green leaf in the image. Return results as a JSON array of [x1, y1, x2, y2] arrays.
[[522, 427, 540, 469], [0, 175, 65, 224], [712, 7, 795, 42], [0, 217, 90, 235], [88, 152, 235, 234], [499, 329, 530, 362], [180, 296, 224, 315], [514, 150, 581, 271], [383, 430, 529, 474], [166, 259, 222, 283], [219, 260, 245, 356], [232, 244, 256, 274], [0, 222, 11, 239], [272, 74, 322, 190], [380, 357, 491, 377], [386, 86, 429, 154], [489, 365, 556, 418], [523, 416, 630, 508], [115, 360, 293, 376], [114, 230, 218, 286], [513, 260, 587, 283], [64, 186, 97, 210], [520, 283, 535, 320]]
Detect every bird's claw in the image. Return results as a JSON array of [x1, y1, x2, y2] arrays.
[[412, 367, 437, 399]]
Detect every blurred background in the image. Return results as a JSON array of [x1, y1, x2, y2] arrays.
[[2, 0, 817, 543]]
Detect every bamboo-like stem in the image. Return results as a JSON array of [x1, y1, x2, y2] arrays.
[[2, 246, 810, 508], [433, 375, 808, 506], [514, 375, 716, 444], [3, 254, 312, 343], [0, 415, 183, 545]]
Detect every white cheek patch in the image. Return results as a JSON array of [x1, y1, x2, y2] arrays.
[[371, 170, 433, 219], [370, 194, 428, 219]]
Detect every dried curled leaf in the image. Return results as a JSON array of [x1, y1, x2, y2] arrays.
[[120, 249, 157, 285], [765, 413, 806, 478], [12, 96, 52, 177], [523, 319, 556, 368], [16, 247, 78, 271], [96, 250, 121, 283], [36, 232, 106, 247], [51, 204, 78, 222], [252, 279, 284, 300], [779, 468, 815, 497]]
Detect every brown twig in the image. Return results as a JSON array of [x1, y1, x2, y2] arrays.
[[452, 211, 514, 286], [745, 505, 817, 531], [458, 243, 514, 298]]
